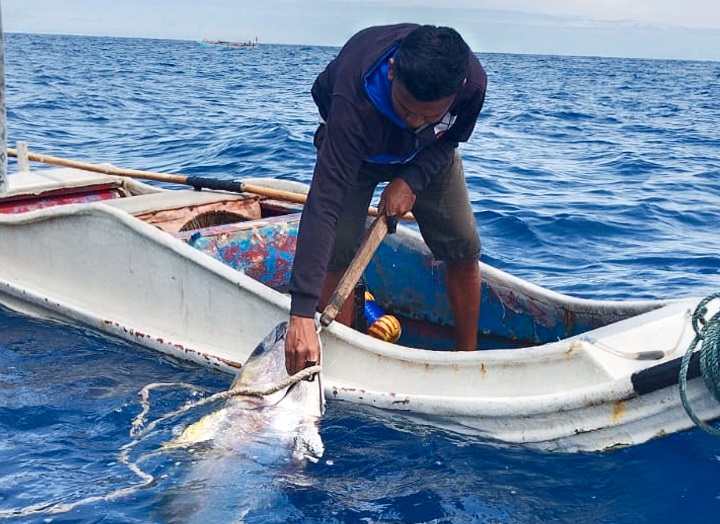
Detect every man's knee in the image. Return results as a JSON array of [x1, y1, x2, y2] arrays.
[[445, 258, 480, 276]]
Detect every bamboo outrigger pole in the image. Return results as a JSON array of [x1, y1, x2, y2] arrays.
[[7, 146, 415, 220]]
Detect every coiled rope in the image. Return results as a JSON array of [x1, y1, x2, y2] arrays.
[[679, 292, 720, 436], [0, 365, 321, 519]]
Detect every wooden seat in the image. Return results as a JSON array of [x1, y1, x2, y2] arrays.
[[104, 189, 262, 233]]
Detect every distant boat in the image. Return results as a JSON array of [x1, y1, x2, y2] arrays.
[[199, 37, 259, 50]]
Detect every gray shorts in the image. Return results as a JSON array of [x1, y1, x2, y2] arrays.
[[327, 151, 481, 271]]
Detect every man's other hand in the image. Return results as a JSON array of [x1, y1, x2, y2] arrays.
[[379, 178, 416, 218]]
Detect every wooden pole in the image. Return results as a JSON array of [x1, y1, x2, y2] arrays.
[[320, 215, 394, 327], [6, 147, 415, 220]]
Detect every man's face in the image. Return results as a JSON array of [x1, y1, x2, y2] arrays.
[[388, 59, 456, 131]]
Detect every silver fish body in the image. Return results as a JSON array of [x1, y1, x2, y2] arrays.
[[170, 322, 325, 461], [158, 323, 325, 523]]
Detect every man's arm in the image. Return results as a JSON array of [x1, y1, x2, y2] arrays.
[[285, 98, 368, 374], [288, 99, 367, 317]]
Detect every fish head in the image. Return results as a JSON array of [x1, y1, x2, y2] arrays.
[[168, 322, 325, 462], [229, 321, 325, 418]]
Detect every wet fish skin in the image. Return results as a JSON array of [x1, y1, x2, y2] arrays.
[[169, 321, 325, 462]]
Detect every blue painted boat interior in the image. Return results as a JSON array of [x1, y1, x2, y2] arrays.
[[173, 208, 619, 350]]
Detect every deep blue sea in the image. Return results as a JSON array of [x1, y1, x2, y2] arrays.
[[1, 33, 720, 523]]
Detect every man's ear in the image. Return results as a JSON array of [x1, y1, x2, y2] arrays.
[[387, 58, 395, 81]]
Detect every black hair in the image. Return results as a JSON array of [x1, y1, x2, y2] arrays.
[[394, 25, 470, 101]]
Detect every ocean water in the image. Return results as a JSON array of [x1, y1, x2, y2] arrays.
[[1, 32, 720, 523]]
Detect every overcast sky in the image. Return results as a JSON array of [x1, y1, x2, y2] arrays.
[[4, 0, 720, 61]]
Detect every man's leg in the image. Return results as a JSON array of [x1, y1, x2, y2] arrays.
[[446, 259, 481, 351], [412, 151, 481, 350]]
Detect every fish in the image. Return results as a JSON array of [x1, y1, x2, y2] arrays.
[[168, 321, 325, 461], [157, 322, 325, 523]]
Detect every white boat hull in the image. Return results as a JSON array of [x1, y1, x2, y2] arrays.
[[1, 167, 717, 451]]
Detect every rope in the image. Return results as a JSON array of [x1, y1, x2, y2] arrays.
[[0, 365, 321, 519], [582, 309, 690, 360], [130, 365, 321, 438], [679, 292, 720, 436]]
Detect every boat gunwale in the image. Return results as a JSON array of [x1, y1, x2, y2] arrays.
[[0, 190, 697, 368]]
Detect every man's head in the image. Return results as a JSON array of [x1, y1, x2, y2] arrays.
[[392, 25, 470, 102], [388, 25, 470, 129]]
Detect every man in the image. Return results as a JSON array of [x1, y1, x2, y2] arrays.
[[285, 23, 487, 375]]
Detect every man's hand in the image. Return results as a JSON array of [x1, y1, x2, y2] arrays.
[[379, 178, 416, 218], [285, 315, 321, 376]]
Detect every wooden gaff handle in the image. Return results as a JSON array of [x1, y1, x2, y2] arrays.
[[7, 147, 414, 220], [319, 214, 395, 327]]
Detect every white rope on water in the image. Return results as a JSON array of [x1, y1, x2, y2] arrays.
[[131, 365, 321, 438], [0, 365, 321, 519], [130, 381, 200, 436]]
